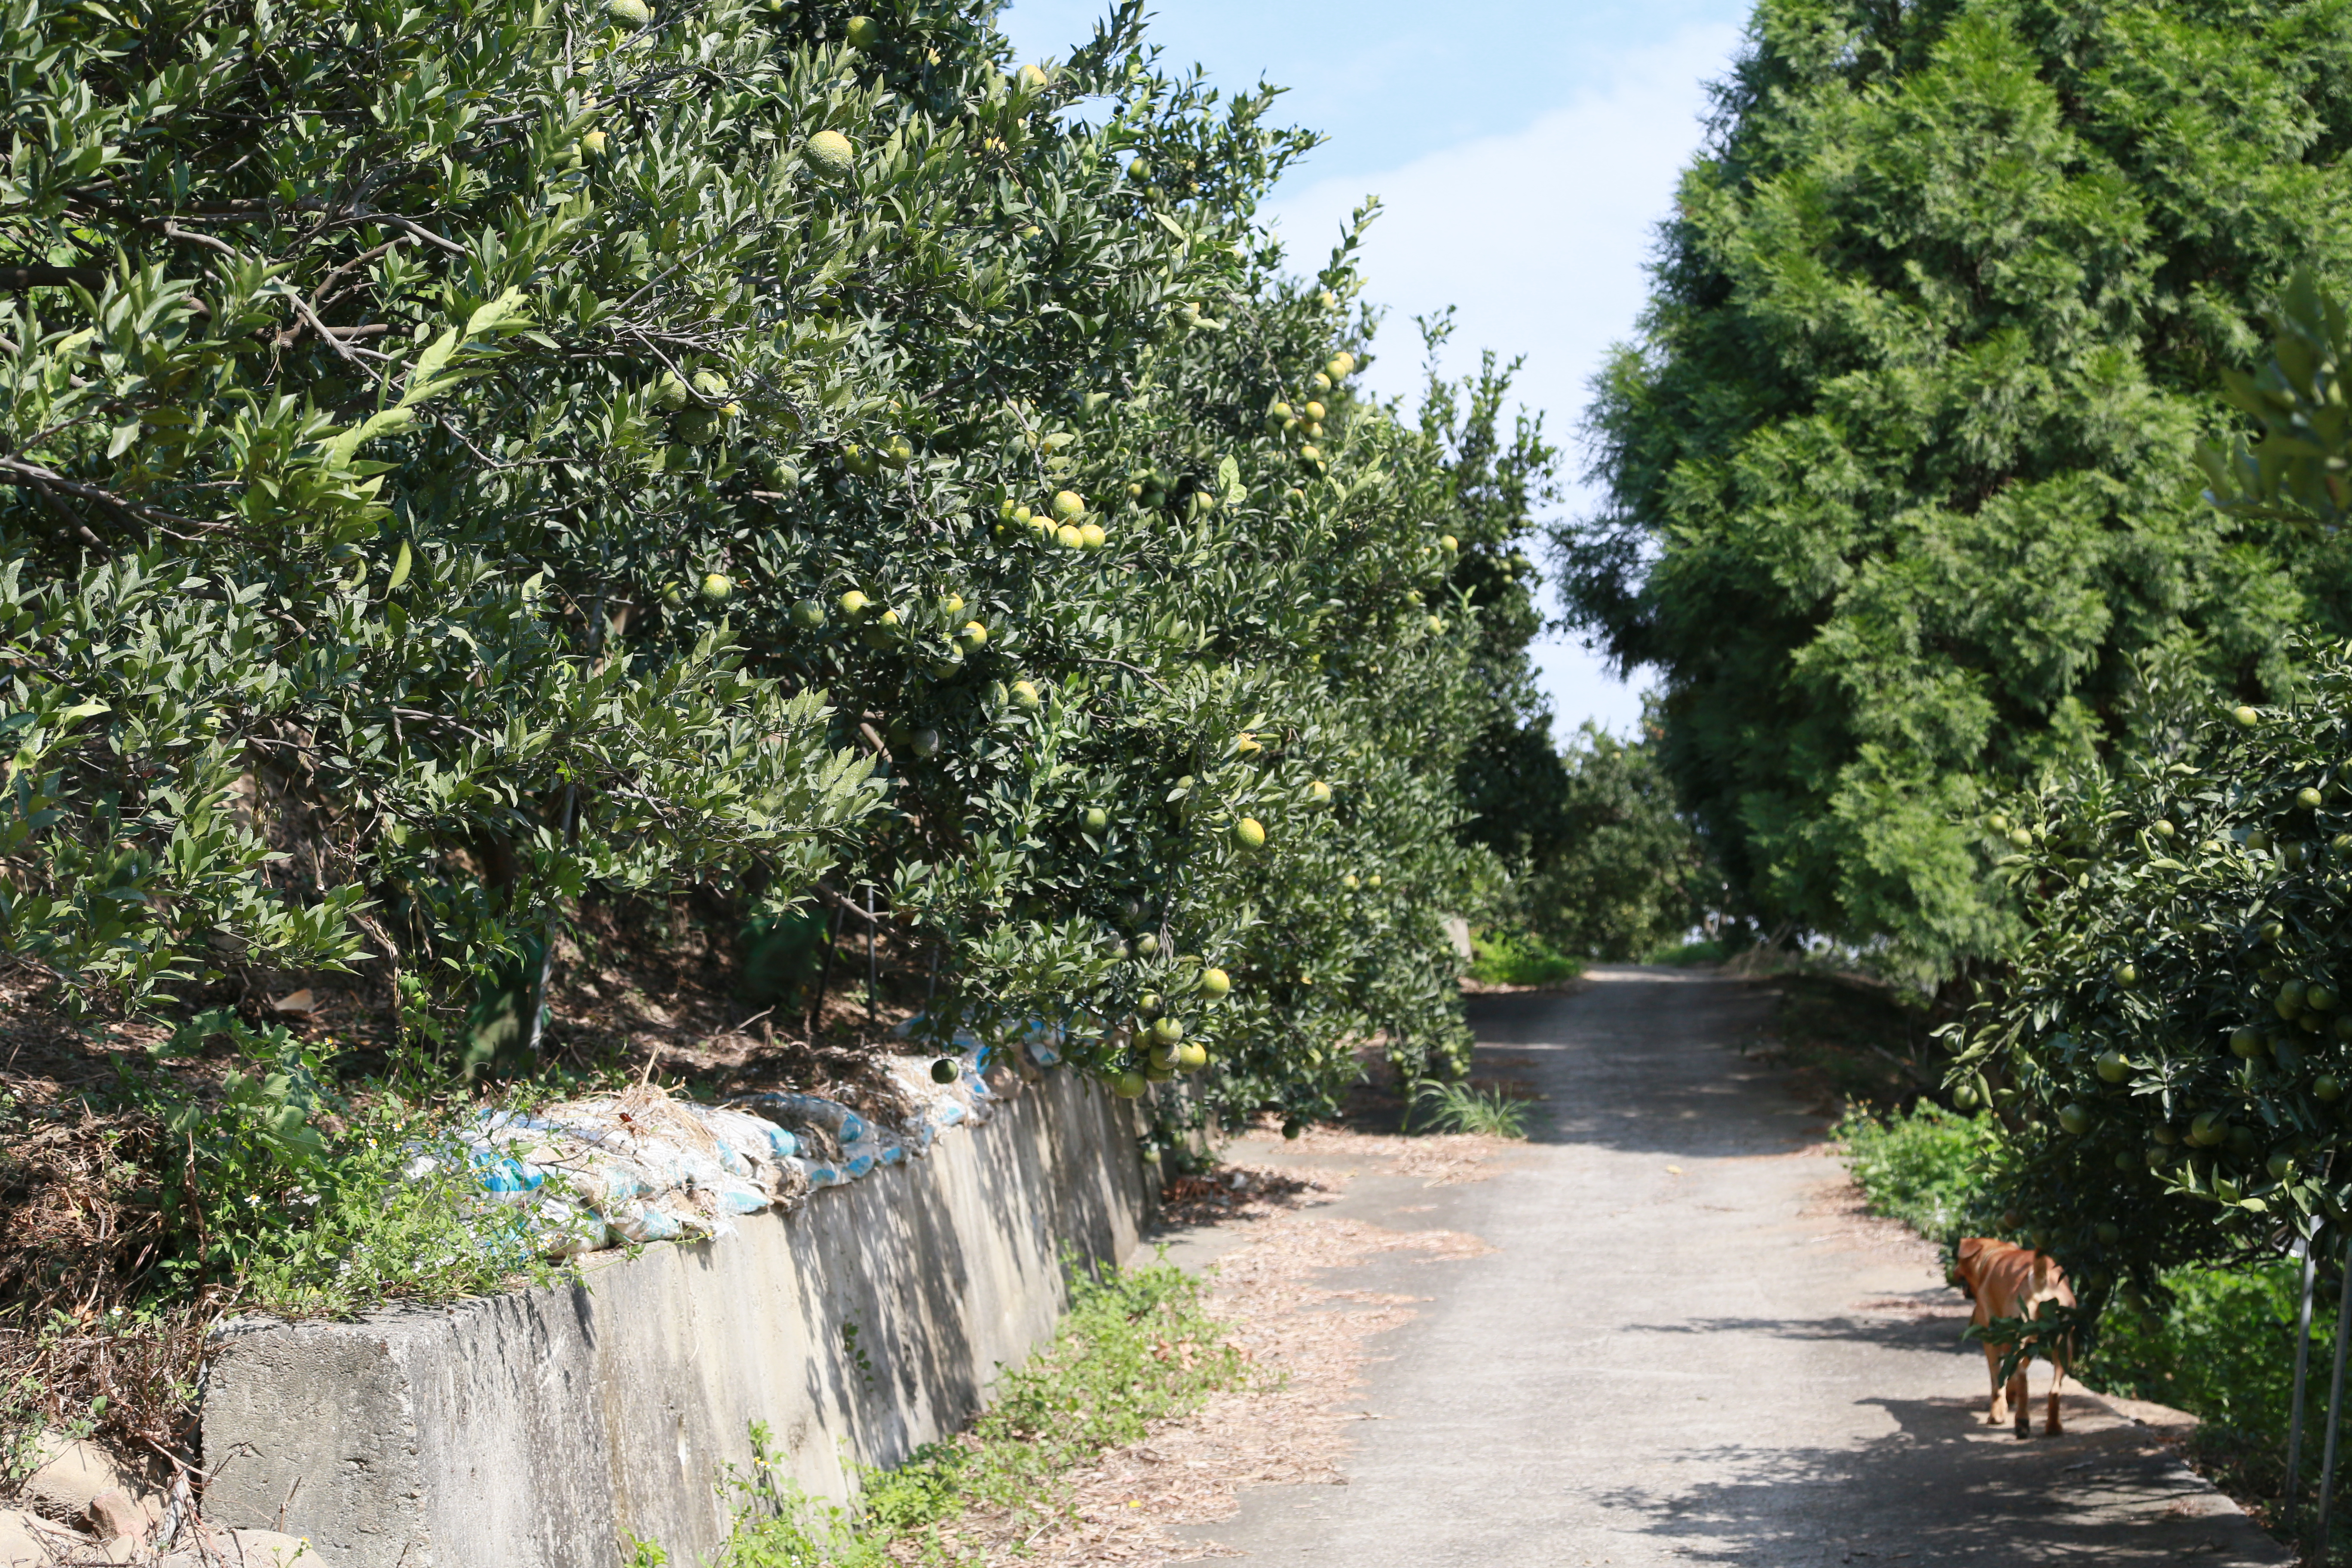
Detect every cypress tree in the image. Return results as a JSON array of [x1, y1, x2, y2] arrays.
[[1561, 0, 2352, 981]]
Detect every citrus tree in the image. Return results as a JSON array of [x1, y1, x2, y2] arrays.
[[0, 0, 1545, 1144]]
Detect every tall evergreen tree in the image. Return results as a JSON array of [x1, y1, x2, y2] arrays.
[[1559, 0, 2352, 982]]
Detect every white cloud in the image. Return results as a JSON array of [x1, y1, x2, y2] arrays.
[[1265, 22, 1744, 735]]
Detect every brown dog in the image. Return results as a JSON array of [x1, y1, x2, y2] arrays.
[[1951, 1237, 2074, 1437]]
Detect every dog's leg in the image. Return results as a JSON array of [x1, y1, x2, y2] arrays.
[[1983, 1343, 2009, 1426], [2009, 1364, 2031, 1439], [2046, 1358, 2066, 1436]]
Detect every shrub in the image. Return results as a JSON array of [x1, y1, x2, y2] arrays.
[[1833, 1102, 1995, 1242]]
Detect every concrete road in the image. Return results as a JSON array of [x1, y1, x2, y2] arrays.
[[1170, 965, 2291, 1567]]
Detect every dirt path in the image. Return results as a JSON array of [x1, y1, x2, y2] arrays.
[[1155, 965, 2288, 1567]]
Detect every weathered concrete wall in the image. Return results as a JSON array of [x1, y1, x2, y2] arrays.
[[198, 1070, 1147, 1568]]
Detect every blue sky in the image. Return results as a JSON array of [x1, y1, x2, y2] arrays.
[[1001, 0, 1755, 738]]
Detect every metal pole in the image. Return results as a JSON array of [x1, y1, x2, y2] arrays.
[[2290, 1227, 2320, 1542], [2313, 1241, 2352, 1557]]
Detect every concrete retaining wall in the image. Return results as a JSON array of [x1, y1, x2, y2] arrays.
[[198, 1069, 1147, 1568]]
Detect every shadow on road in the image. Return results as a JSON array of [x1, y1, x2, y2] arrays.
[[1586, 1397, 2250, 1565], [1622, 1311, 1970, 1354], [1463, 971, 1811, 1160]]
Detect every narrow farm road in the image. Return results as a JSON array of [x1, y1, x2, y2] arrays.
[[1165, 965, 2290, 1567]]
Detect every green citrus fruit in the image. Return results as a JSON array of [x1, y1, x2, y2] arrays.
[[1056, 524, 1084, 549], [1986, 813, 2010, 833], [2095, 1221, 2122, 1244], [1136, 992, 1161, 1017], [1270, 400, 1294, 420], [844, 13, 881, 47], [2057, 1103, 2092, 1135], [1341, 873, 1358, 890], [1303, 400, 1326, 422], [2095, 1051, 2129, 1081], [2153, 818, 2175, 837], [2319, 1074, 2343, 1102], [1128, 157, 1150, 180], [700, 572, 732, 602], [791, 597, 826, 629], [1327, 352, 1356, 379], [2315, 985, 2340, 1011], [1078, 522, 1106, 550], [1308, 780, 1332, 805], [803, 129, 856, 181], [675, 407, 719, 445], [2229, 1028, 2263, 1059], [1017, 63, 1050, 92], [2111, 962, 2136, 987], [2233, 704, 2261, 728], [1084, 806, 1109, 833], [2269, 1151, 2298, 1181], [1136, 933, 1159, 956], [1200, 967, 1230, 998], [1176, 1041, 1207, 1072], [1110, 1069, 1146, 1098], [1050, 490, 1087, 522], [2009, 828, 2034, 849], [1150, 1017, 1184, 1047], [1299, 444, 1322, 462], [582, 129, 609, 158], [841, 443, 877, 477], [958, 620, 989, 650], [2190, 1112, 2226, 1146], [691, 369, 728, 398], [838, 589, 871, 619], [606, 0, 652, 25], [1232, 817, 1266, 851], [1233, 732, 1261, 756], [653, 370, 691, 410], [1952, 1083, 1978, 1109], [930, 1057, 958, 1084], [1010, 680, 1041, 710]]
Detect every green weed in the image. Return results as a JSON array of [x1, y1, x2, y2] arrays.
[[1831, 1102, 1997, 1240], [1467, 930, 1583, 988], [1409, 1081, 1531, 1139], [679, 1260, 1249, 1565]]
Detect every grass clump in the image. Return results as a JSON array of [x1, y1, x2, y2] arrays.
[[1408, 1081, 1531, 1139], [698, 1259, 1249, 1565], [1467, 930, 1583, 988]]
